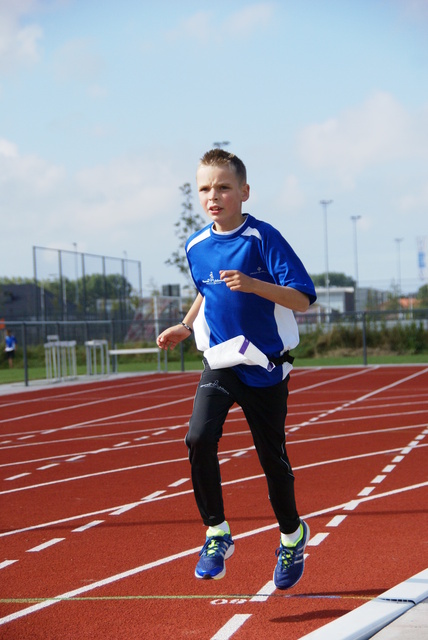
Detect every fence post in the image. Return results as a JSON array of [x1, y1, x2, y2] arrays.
[[180, 343, 184, 372], [23, 322, 29, 386]]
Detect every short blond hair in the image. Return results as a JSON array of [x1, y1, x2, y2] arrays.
[[199, 149, 247, 184]]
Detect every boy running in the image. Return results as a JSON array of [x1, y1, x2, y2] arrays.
[[157, 149, 316, 589]]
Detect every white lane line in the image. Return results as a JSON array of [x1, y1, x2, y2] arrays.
[[219, 458, 231, 465], [5, 473, 31, 481], [26, 538, 65, 552], [37, 463, 60, 470], [372, 475, 386, 484], [0, 454, 189, 495], [113, 442, 130, 448], [382, 464, 396, 473], [141, 490, 166, 501], [168, 478, 188, 487], [293, 368, 428, 431], [3, 470, 427, 540], [358, 486, 375, 496], [0, 560, 18, 570], [0, 382, 195, 427], [343, 500, 360, 511], [1, 484, 427, 626], [0, 543, 204, 626], [72, 520, 104, 532], [211, 614, 252, 640], [17, 435, 35, 441], [307, 532, 329, 546], [392, 455, 404, 463], [326, 515, 347, 527], [110, 503, 141, 516], [2, 420, 425, 473], [66, 455, 86, 462], [249, 580, 276, 602]]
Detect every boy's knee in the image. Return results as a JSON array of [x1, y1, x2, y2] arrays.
[[185, 429, 218, 451]]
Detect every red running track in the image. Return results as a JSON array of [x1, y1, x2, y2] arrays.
[[0, 365, 427, 639]]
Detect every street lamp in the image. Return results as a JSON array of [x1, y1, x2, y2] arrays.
[[395, 238, 403, 300], [73, 242, 79, 306], [351, 216, 361, 311], [320, 200, 333, 316]]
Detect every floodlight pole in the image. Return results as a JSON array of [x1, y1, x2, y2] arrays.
[[351, 216, 361, 311], [320, 200, 333, 317], [73, 242, 79, 306], [395, 238, 403, 302]]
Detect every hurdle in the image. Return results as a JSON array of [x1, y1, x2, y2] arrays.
[[85, 340, 110, 376], [44, 335, 77, 382]]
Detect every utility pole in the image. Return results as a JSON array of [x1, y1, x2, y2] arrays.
[[395, 238, 403, 303]]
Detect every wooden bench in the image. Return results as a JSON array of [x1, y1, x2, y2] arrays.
[[108, 348, 163, 372]]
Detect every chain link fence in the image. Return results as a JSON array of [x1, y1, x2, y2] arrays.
[[1, 306, 427, 387]]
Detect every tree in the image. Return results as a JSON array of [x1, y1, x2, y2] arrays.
[[165, 183, 206, 288], [310, 272, 356, 287], [417, 283, 428, 307]]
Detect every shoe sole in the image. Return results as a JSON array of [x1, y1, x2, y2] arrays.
[[273, 521, 310, 590], [195, 542, 235, 580]]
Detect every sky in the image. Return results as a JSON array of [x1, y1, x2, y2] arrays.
[[1, 0, 427, 296]]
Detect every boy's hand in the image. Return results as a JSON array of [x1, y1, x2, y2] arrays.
[[220, 270, 254, 292], [156, 324, 191, 351]]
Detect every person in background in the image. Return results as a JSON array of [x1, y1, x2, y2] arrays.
[[4, 329, 17, 368]]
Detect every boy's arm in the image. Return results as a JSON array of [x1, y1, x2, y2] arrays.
[[220, 270, 311, 312], [156, 293, 203, 351]]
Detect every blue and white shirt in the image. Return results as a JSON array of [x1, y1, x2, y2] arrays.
[[186, 214, 316, 387]]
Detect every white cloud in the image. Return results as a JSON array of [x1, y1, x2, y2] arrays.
[[0, 138, 177, 230], [399, 183, 428, 212], [0, 0, 43, 71], [0, 138, 18, 158], [0, 140, 182, 282], [0, 137, 64, 194], [297, 92, 415, 188], [393, 0, 428, 22], [276, 174, 306, 212], [57, 155, 179, 235], [166, 2, 275, 42], [225, 3, 275, 37], [54, 37, 104, 86]]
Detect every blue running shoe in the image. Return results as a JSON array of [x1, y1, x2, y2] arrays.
[[195, 534, 234, 580], [273, 520, 310, 590]]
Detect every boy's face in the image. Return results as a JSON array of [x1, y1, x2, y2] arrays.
[[196, 164, 250, 232]]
